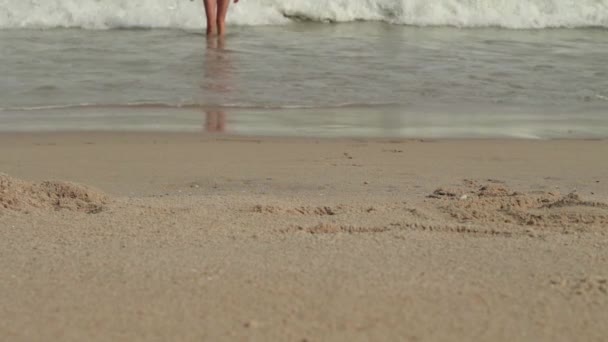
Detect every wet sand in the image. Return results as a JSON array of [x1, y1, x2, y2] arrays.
[[1, 132, 607, 341]]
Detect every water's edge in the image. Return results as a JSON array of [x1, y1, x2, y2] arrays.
[[1, 106, 606, 139]]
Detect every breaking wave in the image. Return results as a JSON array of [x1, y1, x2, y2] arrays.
[[1, 0, 607, 30]]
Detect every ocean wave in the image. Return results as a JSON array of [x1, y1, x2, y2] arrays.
[[1, 0, 607, 29]]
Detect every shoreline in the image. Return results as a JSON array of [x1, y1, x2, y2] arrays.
[[2, 103, 607, 140], [2, 130, 607, 140]]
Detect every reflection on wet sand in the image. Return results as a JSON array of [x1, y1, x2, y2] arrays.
[[202, 36, 232, 133], [205, 110, 226, 132]]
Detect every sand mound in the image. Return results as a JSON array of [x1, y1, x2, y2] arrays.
[[0, 173, 109, 214], [430, 180, 608, 231]]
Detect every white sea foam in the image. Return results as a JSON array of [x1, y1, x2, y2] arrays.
[[1, 0, 607, 29]]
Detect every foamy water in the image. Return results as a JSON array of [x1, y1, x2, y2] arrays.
[[2, 0, 608, 29]]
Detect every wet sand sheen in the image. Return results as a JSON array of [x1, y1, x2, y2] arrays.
[[1, 132, 607, 341]]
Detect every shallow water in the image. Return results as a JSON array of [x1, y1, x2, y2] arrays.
[[1, 23, 607, 138]]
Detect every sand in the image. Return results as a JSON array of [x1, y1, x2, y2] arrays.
[[1, 132, 607, 341]]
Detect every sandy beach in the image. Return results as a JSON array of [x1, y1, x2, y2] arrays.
[[1, 132, 607, 341]]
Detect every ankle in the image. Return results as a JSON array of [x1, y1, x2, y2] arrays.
[[216, 22, 226, 35]]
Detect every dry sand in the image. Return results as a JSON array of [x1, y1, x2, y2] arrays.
[[1, 132, 607, 341]]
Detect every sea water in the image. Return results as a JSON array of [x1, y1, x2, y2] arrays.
[[1, 0, 607, 138]]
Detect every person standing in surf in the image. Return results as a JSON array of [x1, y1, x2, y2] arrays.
[[203, 0, 239, 36]]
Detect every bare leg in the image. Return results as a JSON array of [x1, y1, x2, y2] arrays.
[[206, 36, 218, 49], [216, 0, 231, 35], [203, 0, 217, 36], [217, 34, 226, 49]]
